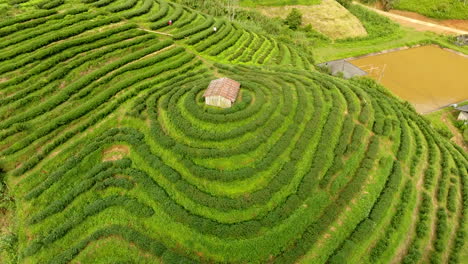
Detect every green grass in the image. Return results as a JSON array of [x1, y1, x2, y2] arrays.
[[0, 0, 467, 263], [394, 0, 468, 19], [313, 3, 468, 62], [240, 0, 321, 7]]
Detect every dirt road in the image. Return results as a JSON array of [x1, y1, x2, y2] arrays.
[[356, 3, 468, 35]]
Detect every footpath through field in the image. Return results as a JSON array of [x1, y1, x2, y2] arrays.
[[355, 2, 468, 35]]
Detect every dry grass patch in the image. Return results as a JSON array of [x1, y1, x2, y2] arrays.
[[255, 0, 367, 39], [102, 145, 130, 161]]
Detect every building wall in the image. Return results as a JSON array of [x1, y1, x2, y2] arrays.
[[458, 112, 468, 121], [317, 60, 367, 79], [205, 96, 232, 108]]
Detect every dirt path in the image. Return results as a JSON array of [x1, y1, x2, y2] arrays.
[[389, 10, 468, 32], [356, 3, 468, 35], [139, 28, 173, 37]]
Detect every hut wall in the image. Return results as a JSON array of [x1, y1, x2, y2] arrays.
[[458, 112, 468, 121], [205, 96, 232, 108]]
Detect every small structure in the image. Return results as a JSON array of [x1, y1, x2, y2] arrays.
[[456, 105, 468, 123], [317, 59, 367, 79], [455, 34, 468, 46], [203, 78, 240, 108]]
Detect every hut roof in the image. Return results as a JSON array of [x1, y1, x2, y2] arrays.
[[203, 78, 240, 102], [456, 105, 468, 112]]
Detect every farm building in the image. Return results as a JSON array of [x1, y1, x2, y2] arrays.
[[456, 105, 468, 123], [455, 34, 468, 46], [203, 77, 240, 108], [317, 59, 367, 79]]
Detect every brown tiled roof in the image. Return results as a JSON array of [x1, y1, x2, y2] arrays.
[[203, 78, 240, 102]]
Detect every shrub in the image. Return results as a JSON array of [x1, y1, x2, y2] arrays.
[[336, 0, 352, 8], [284, 8, 302, 30]]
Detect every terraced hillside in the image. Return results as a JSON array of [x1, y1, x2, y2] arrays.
[[0, 0, 467, 263]]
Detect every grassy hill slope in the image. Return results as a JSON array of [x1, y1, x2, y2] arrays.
[[254, 0, 368, 39], [0, 0, 467, 263]]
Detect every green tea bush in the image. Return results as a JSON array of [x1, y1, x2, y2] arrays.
[[108, 0, 138, 12]]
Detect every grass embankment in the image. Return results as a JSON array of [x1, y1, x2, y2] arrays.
[[394, 0, 468, 20]]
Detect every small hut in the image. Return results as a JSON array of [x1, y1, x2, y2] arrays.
[[317, 59, 367, 79], [456, 105, 468, 124], [203, 78, 240, 108]]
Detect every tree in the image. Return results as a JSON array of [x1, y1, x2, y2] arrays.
[[336, 0, 351, 8], [285, 8, 302, 30], [382, 0, 396, 11]]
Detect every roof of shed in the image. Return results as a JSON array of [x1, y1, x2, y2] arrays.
[[203, 78, 240, 102], [456, 105, 468, 112]]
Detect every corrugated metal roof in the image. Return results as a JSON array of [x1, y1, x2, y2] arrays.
[[203, 78, 240, 102], [456, 105, 468, 112]]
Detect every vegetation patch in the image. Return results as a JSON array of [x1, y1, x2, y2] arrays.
[[0, 0, 466, 263], [394, 0, 468, 20], [254, 0, 368, 39]]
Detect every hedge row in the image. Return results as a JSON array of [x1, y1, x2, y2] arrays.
[[402, 192, 432, 263], [23, 195, 154, 257], [228, 31, 254, 61], [28, 161, 130, 225], [173, 16, 214, 40], [185, 19, 225, 45], [48, 225, 169, 264], [0, 38, 173, 132], [107, 0, 138, 13], [150, 3, 184, 30], [195, 21, 233, 52], [0, 9, 56, 29], [0, 8, 84, 38], [0, 16, 131, 74], [37, 0, 65, 9], [94, 0, 114, 8], [12, 49, 197, 175], [1, 30, 150, 106], [0, 11, 98, 50], [123, 0, 153, 19], [330, 160, 403, 262], [148, 0, 169, 22], [0, 15, 121, 62], [369, 181, 412, 262], [256, 37, 275, 64], [429, 208, 449, 263], [239, 34, 265, 63], [208, 27, 243, 56]]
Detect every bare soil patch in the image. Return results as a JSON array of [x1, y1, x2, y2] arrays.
[[102, 145, 130, 161]]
